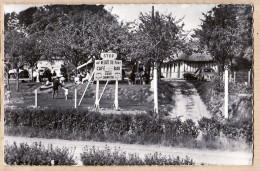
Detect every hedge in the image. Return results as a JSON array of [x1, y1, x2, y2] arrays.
[[4, 142, 76, 165], [198, 117, 253, 143], [5, 108, 198, 146], [80, 145, 195, 165], [5, 108, 252, 147]]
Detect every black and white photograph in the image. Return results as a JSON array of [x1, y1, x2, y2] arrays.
[[3, 3, 253, 166]]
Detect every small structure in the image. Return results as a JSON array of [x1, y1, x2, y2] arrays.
[[36, 56, 64, 76], [161, 52, 218, 79]]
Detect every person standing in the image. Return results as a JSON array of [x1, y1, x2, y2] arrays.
[[52, 77, 61, 99], [82, 70, 90, 84], [62, 87, 69, 100]]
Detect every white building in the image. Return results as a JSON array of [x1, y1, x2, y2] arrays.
[[161, 52, 219, 79], [36, 56, 64, 76]]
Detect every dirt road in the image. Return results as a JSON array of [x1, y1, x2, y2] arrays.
[[5, 136, 252, 166], [168, 80, 211, 122]]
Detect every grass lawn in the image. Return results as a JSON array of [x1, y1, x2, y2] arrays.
[[4, 80, 175, 113]]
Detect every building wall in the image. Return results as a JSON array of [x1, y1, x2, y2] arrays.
[[162, 61, 219, 79], [37, 60, 64, 75], [37, 60, 64, 70]]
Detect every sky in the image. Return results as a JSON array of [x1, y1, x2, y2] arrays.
[[4, 4, 216, 31]]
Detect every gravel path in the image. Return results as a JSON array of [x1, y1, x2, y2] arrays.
[[5, 136, 252, 166], [169, 80, 211, 122]]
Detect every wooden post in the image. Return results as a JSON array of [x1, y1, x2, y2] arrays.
[[94, 80, 100, 109], [74, 89, 77, 108], [114, 80, 119, 110], [35, 89, 37, 108], [99, 81, 109, 102], [78, 70, 95, 106], [224, 69, 228, 119], [154, 62, 158, 114]]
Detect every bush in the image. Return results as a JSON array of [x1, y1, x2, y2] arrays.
[[80, 145, 195, 165], [198, 117, 222, 141], [198, 117, 253, 143], [5, 108, 199, 147], [222, 117, 253, 143], [144, 152, 194, 165], [5, 142, 76, 165], [192, 79, 253, 119]]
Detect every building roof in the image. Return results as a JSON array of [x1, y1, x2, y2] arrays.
[[164, 52, 215, 63], [39, 56, 65, 60]]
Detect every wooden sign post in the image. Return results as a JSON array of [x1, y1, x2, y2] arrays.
[[35, 89, 37, 108], [114, 80, 119, 110], [74, 89, 77, 109], [94, 80, 100, 109], [94, 53, 122, 110]]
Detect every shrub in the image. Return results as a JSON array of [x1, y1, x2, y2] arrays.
[[80, 145, 195, 165], [5, 108, 199, 147], [198, 117, 253, 143], [222, 117, 253, 143], [4, 142, 76, 165], [198, 117, 222, 141], [144, 152, 194, 165]]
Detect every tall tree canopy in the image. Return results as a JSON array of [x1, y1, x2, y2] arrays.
[[5, 5, 132, 76], [29, 5, 131, 71], [127, 7, 187, 80], [193, 4, 253, 71], [131, 8, 187, 64]]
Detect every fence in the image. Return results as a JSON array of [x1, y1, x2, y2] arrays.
[[222, 70, 253, 86]]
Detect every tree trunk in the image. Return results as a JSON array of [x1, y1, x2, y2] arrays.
[[147, 61, 151, 84], [16, 68, 19, 92]]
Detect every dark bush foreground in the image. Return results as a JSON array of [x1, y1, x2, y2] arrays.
[[5, 108, 252, 149], [5, 108, 198, 147], [80, 145, 195, 165], [5, 142, 76, 165], [198, 117, 253, 143]]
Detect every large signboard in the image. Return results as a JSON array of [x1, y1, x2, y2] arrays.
[[94, 60, 122, 81]]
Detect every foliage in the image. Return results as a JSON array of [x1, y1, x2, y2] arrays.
[[193, 4, 253, 71], [5, 108, 198, 146], [5, 5, 132, 78], [198, 117, 222, 141], [198, 117, 253, 143], [131, 8, 186, 64], [80, 145, 195, 165], [128, 7, 188, 81], [5, 142, 76, 165], [222, 117, 253, 143], [144, 153, 194, 165], [192, 78, 253, 119], [32, 5, 130, 70], [5, 9, 42, 68]]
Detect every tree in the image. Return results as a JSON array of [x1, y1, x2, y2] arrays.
[[31, 5, 131, 75], [4, 12, 26, 91], [193, 4, 253, 72], [129, 7, 187, 81]]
